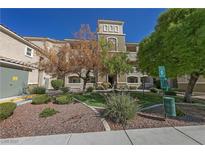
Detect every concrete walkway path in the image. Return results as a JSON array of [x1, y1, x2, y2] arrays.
[[0, 125, 204, 145]]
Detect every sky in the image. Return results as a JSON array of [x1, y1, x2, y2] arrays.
[[0, 8, 166, 42]]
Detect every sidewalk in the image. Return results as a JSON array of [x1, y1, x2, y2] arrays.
[[0, 125, 204, 145]]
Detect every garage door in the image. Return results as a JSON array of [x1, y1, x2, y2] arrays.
[[0, 66, 29, 98]]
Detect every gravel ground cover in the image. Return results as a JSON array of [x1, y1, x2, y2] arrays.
[[0, 102, 104, 139], [107, 104, 205, 130]]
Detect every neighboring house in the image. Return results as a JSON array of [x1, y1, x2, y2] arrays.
[[0, 25, 42, 98], [25, 20, 153, 90]]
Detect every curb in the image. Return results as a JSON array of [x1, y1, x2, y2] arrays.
[[73, 98, 111, 131]]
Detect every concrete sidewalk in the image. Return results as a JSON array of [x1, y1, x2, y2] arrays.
[[0, 125, 204, 145]]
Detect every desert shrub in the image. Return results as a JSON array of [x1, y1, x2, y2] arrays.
[[86, 86, 94, 92], [164, 90, 177, 96], [103, 93, 139, 124], [60, 87, 70, 93], [55, 95, 73, 104], [51, 79, 64, 90], [0, 102, 16, 120], [31, 86, 46, 94], [39, 108, 59, 118], [32, 94, 50, 104], [150, 88, 159, 93]]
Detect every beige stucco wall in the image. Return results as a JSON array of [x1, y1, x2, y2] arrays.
[[177, 75, 205, 92], [0, 31, 40, 84]]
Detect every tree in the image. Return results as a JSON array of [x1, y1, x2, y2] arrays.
[[69, 24, 100, 91], [99, 38, 132, 89], [39, 44, 72, 82], [138, 9, 205, 103]]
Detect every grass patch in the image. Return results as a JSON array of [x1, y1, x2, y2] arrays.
[[130, 92, 163, 108], [32, 94, 50, 105], [73, 92, 106, 107], [0, 102, 16, 120], [39, 108, 59, 118], [55, 95, 73, 104]]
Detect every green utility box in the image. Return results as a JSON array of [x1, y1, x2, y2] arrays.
[[163, 97, 176, 117]]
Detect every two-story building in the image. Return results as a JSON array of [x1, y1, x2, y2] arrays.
[[0, 25, 42, 98]]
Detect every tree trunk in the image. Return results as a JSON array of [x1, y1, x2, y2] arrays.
[[184, 72, 200, 103], [83, 79, 88, 91], [113, 75, 118, 90]]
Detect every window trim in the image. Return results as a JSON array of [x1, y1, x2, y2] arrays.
[[127, 76, 139, 83], [107, 36, 118, 51], [68, 76, 81, 83], [25, 47, 33, 58]]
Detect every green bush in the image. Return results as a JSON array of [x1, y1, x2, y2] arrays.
[[86, 86, 94, 92], [150, 88, 159, 93], [39, 108, 59, 118], [0, 102, 16, 120], [31, 86, 46, 94], [164, 90, 177, 96], [51, 79, 64, 90], [55, 95, 73, 104], [32, 94, 50, 104], [60, 87, 70, 93], [103, 93, 139, 124]]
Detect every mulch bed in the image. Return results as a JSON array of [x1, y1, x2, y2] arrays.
[[0, 102, 104, 139], [108, 104, 205, 130]]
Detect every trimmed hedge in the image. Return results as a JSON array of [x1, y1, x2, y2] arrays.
[[51, 79, 64, 90], [55, 95, 73, 104], [0, 102, 16, 120], [31, 86, 46, 94], [32, 94, 50, 105]]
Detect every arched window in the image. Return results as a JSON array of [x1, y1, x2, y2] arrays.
[[107, 37, 117, 51], [127, 76, 138, 83], [69, 76, 81, 83]]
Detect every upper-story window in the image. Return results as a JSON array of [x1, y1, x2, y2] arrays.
[[103, 24, 108, 32], [114, 26, 119, 33], [25, 47, 33, 58], [107, 37, 118, 51]]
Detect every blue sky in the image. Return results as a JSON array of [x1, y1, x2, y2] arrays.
[[0, 8, 166, 42]]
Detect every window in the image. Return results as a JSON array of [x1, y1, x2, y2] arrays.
[[114, 26, 119, 33], [127, 76, 138, 83], [107, 37, 117, 51], [109, 25, 114, 32], [103, 24, 108, 32], [25, 47, 33, 57], [69, 76, 81, 83]]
